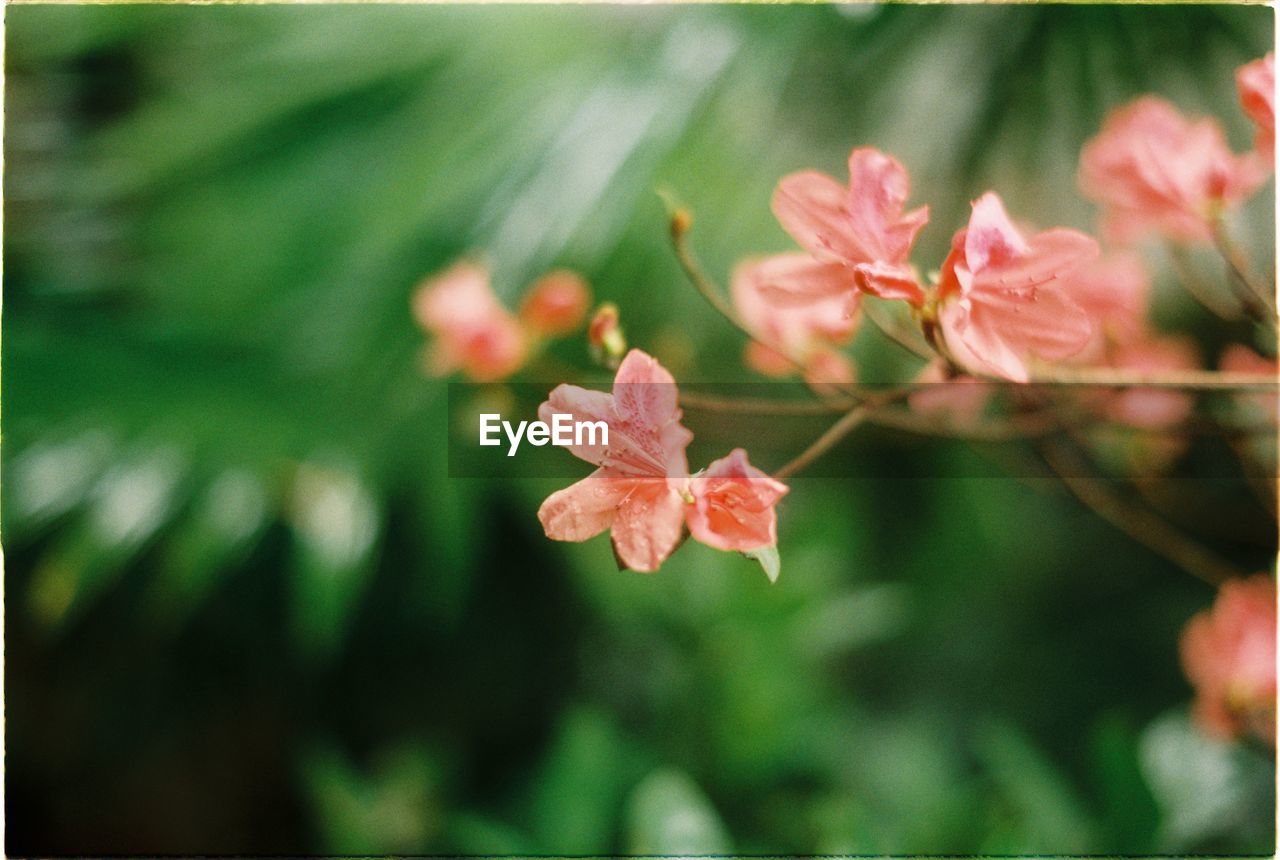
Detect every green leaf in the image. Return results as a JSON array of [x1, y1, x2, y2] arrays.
[[742, 544, 781, 583]]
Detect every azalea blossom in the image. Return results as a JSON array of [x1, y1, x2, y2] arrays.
[[1180, 574, 1277, 746], [907, 360, 989, 425], [800, 348, 857, 391], [686, 449, 789, 552], [732, 255, 857, 383], [412, 262, 527, 381], [538, 350, 788, 572], [935, 193, 1099, 382], [763, 147, 929, 308], [1078, 96, 1267, 245], [1103, 334, 1199, 430], [537, 350, 692, 571], [1237, 52, 1275, 164], [520, 270, 591, 336], [1060, 252, 1151, 358]]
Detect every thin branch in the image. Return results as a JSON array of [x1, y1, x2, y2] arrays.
[[1027, 366, 1277, 391], [1040, 441, 1242, 588], [679, 391, 851, 415], [665, 202, 871, 406], [667, 210, 812, 377], [774, 403, 875, 480], [681, 388, 1277, 439], [773, 386, 917, 479], [679, 389, 1068, 441], [871, 407, 1066, 441]]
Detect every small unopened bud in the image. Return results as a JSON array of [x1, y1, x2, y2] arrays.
[[670, 208, 693, 240], [519, 270, 591, 336], [588, 302, 627, 369], [1206, 164, 1230, 201]]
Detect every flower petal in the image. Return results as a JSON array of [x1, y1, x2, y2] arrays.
[[772, 170, 861, 262], [846, 147, 929, 265], [538, 470, 629, 542], [939, 298, 1030, 382], [963, 193, 1031, 273], [611, 478, 688, 572], [539, 384, 616, 466], [750, 254, 856, 305], [1238, 53, 1275, 163], [609, 350, 693, 478], [852, 261, 925, 306]]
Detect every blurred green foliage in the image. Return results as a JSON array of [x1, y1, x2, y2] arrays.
[[4, 4, 1275, 854]]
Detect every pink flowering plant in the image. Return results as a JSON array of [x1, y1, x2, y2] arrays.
[[424, 54, 1277, 748]]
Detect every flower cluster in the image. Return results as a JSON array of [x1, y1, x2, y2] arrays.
[[743, 50, 1274, 385], [416, 53, 1275, 746], [538, 350, 788, 572], [412, 261, 592, 381]]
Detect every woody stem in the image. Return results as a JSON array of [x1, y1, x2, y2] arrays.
[[1023, 366, 1277, 391], [772, 403, 874, 480], [772, 385, 917, 479], [1039, 440, 1241, 588], [668, 212, 810, 378]]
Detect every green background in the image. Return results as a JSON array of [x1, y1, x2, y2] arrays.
[[4, 4, 1275, 854]]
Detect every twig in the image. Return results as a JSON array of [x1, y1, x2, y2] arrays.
[[773, 386, 917, 479], [679, 389, 1069, 441], [1026, 366, 1277, 391], [773, 403, 875, 480], [870, 407, 1066, 441], [679, 391, 851, 415], [667, 209, 812, 378], [1040, 440, 1242, 588]]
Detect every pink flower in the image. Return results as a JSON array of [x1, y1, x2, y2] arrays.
[[1060, 252, 1151, 357], [537, 351, 789, 571], [732, 255, 857, 382], [765, 147, 929, 307], [1180, 575, 1277, 746], [907, 360, 989, 425], [1078, 96, 1267, 245], [687, 449, 789, 552], [537, 350, 692, 572], [519, 270, 591, 336], [936, 193, 1099, 382], [1238, 53, 1275, 164], [1104, 334, 1199, 430], [412, 262, 527, 381], [801, 348, 857, 390]]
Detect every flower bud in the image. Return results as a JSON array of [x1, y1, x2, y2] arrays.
[[519, 270, 591, 336], [588, 303, 626, 369], [670, 207, 693, 239]]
